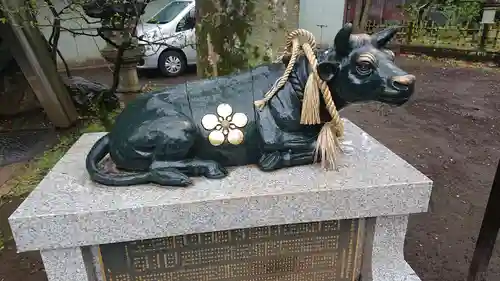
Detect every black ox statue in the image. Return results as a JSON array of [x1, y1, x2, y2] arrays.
[[86, 24, 416, 187]]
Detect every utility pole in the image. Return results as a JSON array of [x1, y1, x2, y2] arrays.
[[317, 24, 327, 48], [467, 160, 500, 281]]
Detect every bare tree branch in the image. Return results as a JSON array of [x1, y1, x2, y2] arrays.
[[43, 0, 61, 62], [57, 47, 71, 77]]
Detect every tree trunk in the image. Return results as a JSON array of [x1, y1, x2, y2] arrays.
[[196, 0, 300, 78], [359, 0, 372, 32], [352, 0, 364, 32], [352, 0, 372, 33], [0, 0, 77, 127]]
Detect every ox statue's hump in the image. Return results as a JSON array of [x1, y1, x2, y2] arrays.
[[185, 62, 285, 102], [110, 62, 287, 167], [114, 62, 285, 126]]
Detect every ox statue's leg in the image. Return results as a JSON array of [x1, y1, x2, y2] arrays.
[[256, 109, 317, 171], [138, 117, 228, 186], [259, 149, 315, 171], [150, 159, 228, 184], [258, 135, 316, 171]]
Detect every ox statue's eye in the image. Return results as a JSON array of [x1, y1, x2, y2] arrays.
[[356, 53, 376, 76], [356, 62, 373, 76]]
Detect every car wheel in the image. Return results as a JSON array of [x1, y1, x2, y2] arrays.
[[158, 50, 186, 77]]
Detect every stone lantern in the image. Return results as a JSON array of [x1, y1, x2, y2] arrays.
[[82, 0, 148, 104]]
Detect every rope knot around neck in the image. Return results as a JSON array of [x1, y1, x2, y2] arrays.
[[254, 29, 345, 169]]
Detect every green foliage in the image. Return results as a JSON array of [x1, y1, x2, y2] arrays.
[[401, 1, 423, 22], [441, 0, 481, 26], [402, 0, 482, 27]]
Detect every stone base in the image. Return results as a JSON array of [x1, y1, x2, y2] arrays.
[[37, 215, 418, 281], [9, 119, 432, 281]]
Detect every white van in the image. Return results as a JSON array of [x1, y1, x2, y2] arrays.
[[136, 0, 196, 77]]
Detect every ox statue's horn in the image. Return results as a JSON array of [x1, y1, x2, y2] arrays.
[[334, 23, 353, 57], [371, 26, 401, 48]]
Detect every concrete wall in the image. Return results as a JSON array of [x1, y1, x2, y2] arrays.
[[35, 0, 105, 68], [299, 0, 346, 47]]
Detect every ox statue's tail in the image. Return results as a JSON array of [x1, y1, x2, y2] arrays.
[[86, 134, 150, 186]]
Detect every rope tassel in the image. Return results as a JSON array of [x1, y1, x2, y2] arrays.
[[254, 29, 345, 169], [300, 73, 321, 125]]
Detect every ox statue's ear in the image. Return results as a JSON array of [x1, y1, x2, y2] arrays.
[[371, 26, 401, 48], [317, 62, 340, 82], [334, 23, 353, 57]]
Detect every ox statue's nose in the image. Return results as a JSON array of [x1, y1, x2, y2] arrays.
[[391, 74, 416, 90]]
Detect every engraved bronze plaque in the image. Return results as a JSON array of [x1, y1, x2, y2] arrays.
[[98, 219, 371, 281]]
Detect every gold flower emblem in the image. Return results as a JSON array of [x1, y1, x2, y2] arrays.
[[201, 104, 248, 146]]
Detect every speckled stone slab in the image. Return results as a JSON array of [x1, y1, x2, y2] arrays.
[[9, 119, 432, 253]]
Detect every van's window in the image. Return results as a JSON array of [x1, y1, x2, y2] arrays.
[[176, 8, 196, 32], [145, 1, 190, 24]]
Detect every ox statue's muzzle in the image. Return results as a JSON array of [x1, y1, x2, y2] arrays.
[[381, 74, 416, 106]]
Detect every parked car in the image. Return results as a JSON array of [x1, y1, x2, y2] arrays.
[[136, 0, 196, 77]]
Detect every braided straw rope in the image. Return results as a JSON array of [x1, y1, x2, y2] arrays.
[[254, 29, 345, 169]]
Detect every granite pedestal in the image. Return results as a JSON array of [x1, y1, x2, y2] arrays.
[[9, 119, 432, 281]]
